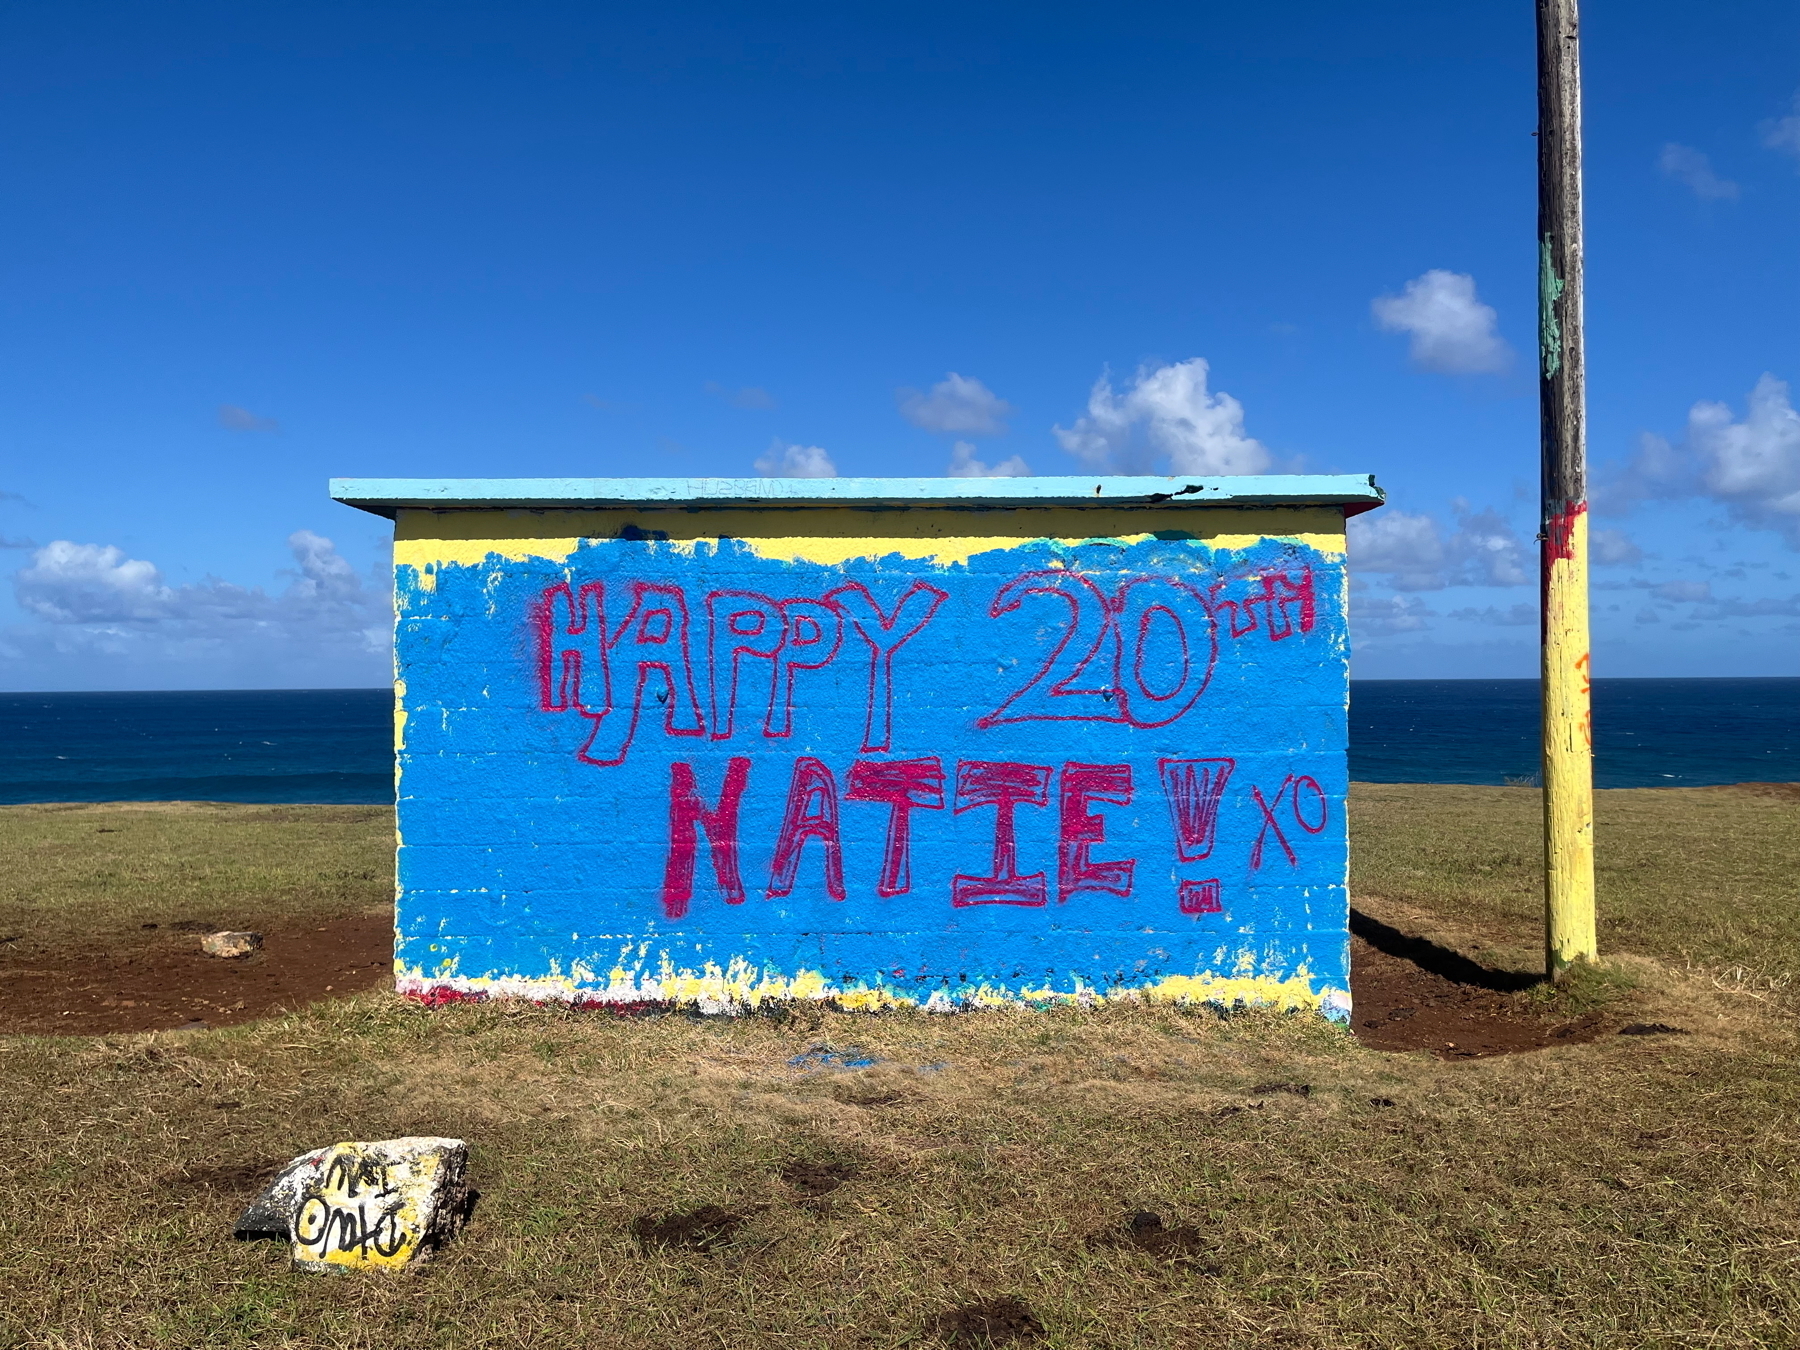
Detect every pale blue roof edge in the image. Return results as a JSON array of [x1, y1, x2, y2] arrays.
[[331, 474, 1384, 520]]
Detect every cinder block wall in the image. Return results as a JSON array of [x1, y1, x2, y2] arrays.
[[389, 503, 1354, 1016]]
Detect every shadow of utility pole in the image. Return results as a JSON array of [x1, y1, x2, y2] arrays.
[[1349, 909, 1544, 993]]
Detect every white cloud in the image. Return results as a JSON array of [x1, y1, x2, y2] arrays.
[[1352, 594, 1435, 636], [1658, 143, 1739, 200], [1447, 603, 1537, 627], [1347, 509, 1447, 591], [286, 529, 368, 606], [1701, 593, 1800, 618], [16, 541, 182, 621], [218, 403, 279, 433], [1053, 359, 1271, 475], [754, 440, 837, 478], [1609, 374, 1800, 547], [1591, 528, 1643, 565], [897, 373, 1014, 436], [15, 532, 383, 637], [1605, 431, 1686, 508], [1761, 91, 1800, 164], [1653, 579, 1712, 604], [947, 441, 1030, 478], [4, 531, 391, 686], [1692, 375, 1800, 542], [1452, 507, 1530, 587], [1348, 505, 1529, 591], [1371, 270, 1511, 374]]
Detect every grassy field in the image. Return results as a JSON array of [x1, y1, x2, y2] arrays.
[[1, 785, 1797, 1349], [1351, 783, 1800, 987], [0, 801, 394, 950]]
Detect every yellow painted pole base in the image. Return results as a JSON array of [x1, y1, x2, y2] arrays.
[[1543, 504, 1597, 976]]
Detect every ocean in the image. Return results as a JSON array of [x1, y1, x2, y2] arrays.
[[1, 679, 1795, 805], [0, 689, 393, 806], [1349, 678, 1799, 788]]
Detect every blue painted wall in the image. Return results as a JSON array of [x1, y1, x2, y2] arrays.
[[392, 514, 1353, 1016]]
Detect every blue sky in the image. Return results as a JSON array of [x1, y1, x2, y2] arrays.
[[1, 0, 1795, 689]]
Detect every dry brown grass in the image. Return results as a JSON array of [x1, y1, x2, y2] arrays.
[[1, 786, 1797, 1349]]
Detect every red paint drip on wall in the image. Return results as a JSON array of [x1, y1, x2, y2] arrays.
[[405, 986, 489, 1008]]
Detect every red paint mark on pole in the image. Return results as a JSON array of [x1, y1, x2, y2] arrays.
[[1544, 500, 1586, 564]]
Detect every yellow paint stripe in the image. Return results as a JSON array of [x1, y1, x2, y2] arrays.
[[394, 961, 1336, 1014], [393, 505, 1347, 572]]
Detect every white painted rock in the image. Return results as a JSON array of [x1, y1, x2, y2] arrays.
[[234, 1138, 473, 1269], [276, 1137, 471, 1272], [200, 931, 262, 958], [234, 1147, 331, 1240]]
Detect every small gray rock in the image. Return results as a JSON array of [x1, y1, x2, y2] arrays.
[[201, 931, 262, 958]]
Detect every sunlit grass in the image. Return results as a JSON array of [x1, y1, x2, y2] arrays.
[[0, 786, 1796, 1349]]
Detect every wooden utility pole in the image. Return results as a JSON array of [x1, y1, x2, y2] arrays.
[[1536, 0, 1597, 977]]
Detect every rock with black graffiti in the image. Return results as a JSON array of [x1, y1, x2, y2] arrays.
[[291, 1137, 470, 1273], [235, 1137, 471, 1272]]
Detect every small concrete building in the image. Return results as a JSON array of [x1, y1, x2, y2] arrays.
[[333, 474, 1383, 1016]]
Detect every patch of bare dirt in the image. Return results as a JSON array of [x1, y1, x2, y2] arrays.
[[780, 1160, 856, 1196], [1091, 1211, 1217, 1267], [1350, 909, 1606, 1058], [0, 912, 391, 1036], [930, 1296, 1045, 1347], [630, 1205, 747, 1252]]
